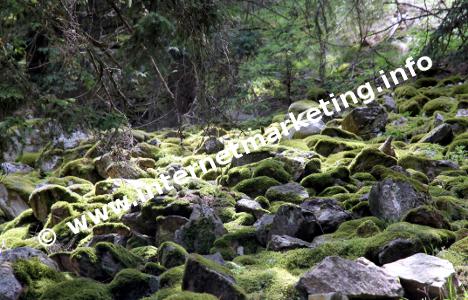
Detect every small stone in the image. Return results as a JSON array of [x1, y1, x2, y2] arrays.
[[267, 235, 312, 251]]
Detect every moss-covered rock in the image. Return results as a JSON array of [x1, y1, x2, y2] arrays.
[[160, 266, 185, 289], [12, 258, 65, 300], [300, 166, 350, 193], [414, 77, 438, 88], [158, 241, 188, 269], [212, 227, 260, 260], [307, 86, 328, 101], [60, 158, 102, 183], [394, 85, 419, 99], [182, 254, 247, 300], [252, 159, 291, 183], [398, 100, 421, 116], [108, 268, 159, 300], [349, 148, 397, 174], [29, 184, 81, 222], [422, 97, 457, 115], [234, 176, 280, 198], [39, 278, 112, 300]]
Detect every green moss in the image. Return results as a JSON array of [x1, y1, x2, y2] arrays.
[[109, 268, 157, 300], [438, 236, 468, 266], [130, 246, 158, 260], [212, 227, 259, 260], [12, 258, 65, 300], [414, 77, 438, 88], [235, 266, 299, 300], [349, 148, 397, 174], [422, 97, 457, 115], [17, 151, 41, 167], [370, 165, 427, 192], [60, 158, 101, 182], [398, 154, 455, 179], [143, 262, 167, 276], [252, 159, 291, 183], [438, 75, 463, 86], [39, 278, 112, 300], [234, 176, 280, 198], [307, 86, 328, 101], [451, 83, 468, 95], [305, 135, 361, 157], [433, 196, 468, 221], [160, 266, 185, 288], [1, 173, 40, 200], [319, 185, 349, 196], [163, 291, 218, 300], [320, 127, 361, 140], [158, 242, 188, 269], [304, 158, 321, 175], [351, 172, 376, 182], [279, 139, 309, 151], [300, 166, 350, 192], [95, 242, 143, 268], [255, 196, 270, 209], [394, 85, 419, 99], [226, 166, 253, 186], [398, 100, 420, 116]]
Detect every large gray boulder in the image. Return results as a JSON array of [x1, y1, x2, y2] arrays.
[[268, 204, 318, 242], [296, 256, 404, 300], [182, 254, 247, 300], [342, 105, 388, 139], [0, 263, 23, 300], [0, 184, 29, 220], [383, 253, 459, 300], [368, 178, 429, 221]]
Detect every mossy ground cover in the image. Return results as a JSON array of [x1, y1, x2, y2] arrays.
[[0, 75, 467, 299]]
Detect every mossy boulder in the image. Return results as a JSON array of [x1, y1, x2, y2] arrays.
[[158, 241, 188, 269], [403, 205, 451, 229], [422, 97, 457, 116], [252, 159, 291, 183], [60, 158, 102, 183], [11, 258, 64, 300], [398, 100, 421, 116], [212, 227, 260, 260], [182, 254, 247, 300], [320, 127, 360, 140], [265, 182, 309, 203], [414, 77, 438, 88], [398, 155, 459, 180], [300, 166, 350, 193], [175, 206, 227, 254], [234, 176, 281, 198], [394, 85, 419, 99], [349, 148, 397, 174], [29, 184, 81, 222], [307, 86, 328, 101], [109, 268, 159, 300]]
